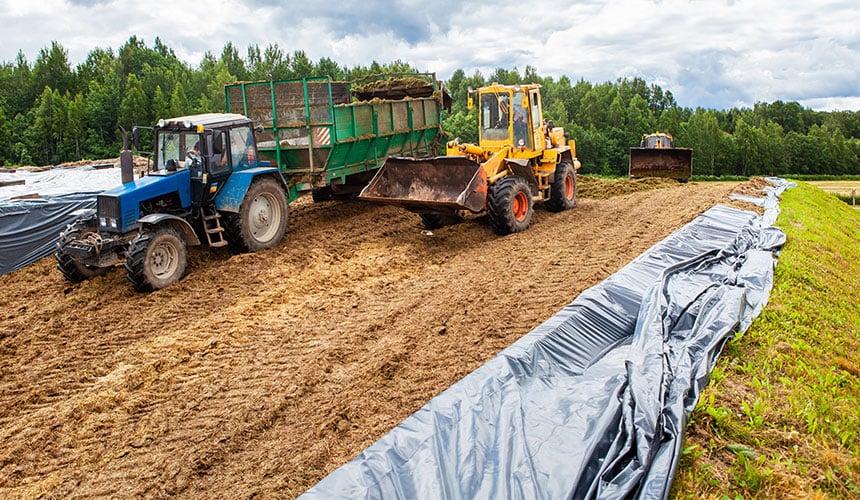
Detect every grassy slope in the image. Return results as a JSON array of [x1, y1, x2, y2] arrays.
[[673, 182, 860, 499]]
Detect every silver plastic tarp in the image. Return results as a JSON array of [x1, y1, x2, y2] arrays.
[[0, 167, 122, 276], [302, 179, 793, 499]]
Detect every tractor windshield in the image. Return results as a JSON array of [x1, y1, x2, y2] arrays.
[[480, 92, 512, 141], [155, 130, 203, 171]]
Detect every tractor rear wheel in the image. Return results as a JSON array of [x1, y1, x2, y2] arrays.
[[225, 177, 289, 253], [54, 223, 111, 282], [545, 161, 577, 212], [487, 175, 533, 235], [125, 228, 188, 292]]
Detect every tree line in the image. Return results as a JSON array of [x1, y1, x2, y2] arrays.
[[1, 37, 858, 176]]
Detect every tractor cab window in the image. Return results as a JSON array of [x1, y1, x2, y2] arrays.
[[512, 91, 530, 148], [209, 130, 229, 174], [229, 126, 257, 167], [156, 130, 202, 172], [481, 92, 511, 141]]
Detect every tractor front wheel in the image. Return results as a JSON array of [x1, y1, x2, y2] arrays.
[[487, 175, 533, 235], [545, 161, 577, 212], [54, 223, 111, 282], [125, 228, 188, 292]]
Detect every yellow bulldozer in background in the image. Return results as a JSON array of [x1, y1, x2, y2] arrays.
[[628, 132, 693, 181], [359, 83, 581, 234]]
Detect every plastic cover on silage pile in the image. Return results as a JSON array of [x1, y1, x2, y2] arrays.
[[0, 167, 122, 276], [302, 179, 794, 500]]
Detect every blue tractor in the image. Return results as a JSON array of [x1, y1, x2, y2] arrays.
[[55, 113, 289, 292]]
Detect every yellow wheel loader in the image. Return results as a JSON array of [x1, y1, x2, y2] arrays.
[[359, 83, 581, 234], [628, 132, 692, 181]]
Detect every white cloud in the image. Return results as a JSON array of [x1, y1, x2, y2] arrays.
[[0, 0, 857, 111]]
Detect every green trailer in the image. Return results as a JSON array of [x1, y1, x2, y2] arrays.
[[225, 74, 448, 203]]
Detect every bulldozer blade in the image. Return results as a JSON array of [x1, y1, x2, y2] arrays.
[[629, 148, 693, 179], [359, 156, 488, 214]]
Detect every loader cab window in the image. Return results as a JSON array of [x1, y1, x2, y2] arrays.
[[512, 91, 530, 148], [156, 130, 203, 173], [481, 93, 511, 141]]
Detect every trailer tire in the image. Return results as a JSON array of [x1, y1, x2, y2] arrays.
[[546, 161, 577, 212], [125, 228, 188, 292], [225, 177, 289, 253], [488, 175, 533, 235], [54, 225, 111, 282], [419, 214, 460, 230]]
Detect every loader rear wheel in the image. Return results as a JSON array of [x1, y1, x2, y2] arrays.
[[546, 161, 577, 212], [225, 177, 289, 253], [419, 214, 461, 230], [54, 224, 111, 282], [488, 175, 533, 235], [125, 228, 188, 292]]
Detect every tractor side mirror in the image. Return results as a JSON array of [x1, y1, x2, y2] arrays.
[[131, 126, 140, 150]]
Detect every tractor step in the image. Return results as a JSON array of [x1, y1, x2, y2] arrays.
[[201, 209, 229, 248]]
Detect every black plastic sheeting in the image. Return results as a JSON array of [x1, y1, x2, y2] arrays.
[[0, 167, 121, 276], [0, 194, 98, 276], [302, 179, 793, 499]]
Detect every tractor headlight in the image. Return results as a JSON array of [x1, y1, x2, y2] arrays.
[[100, 217, 118, 229]]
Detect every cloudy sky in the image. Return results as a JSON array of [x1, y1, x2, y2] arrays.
[[1, 0, 858, 111]]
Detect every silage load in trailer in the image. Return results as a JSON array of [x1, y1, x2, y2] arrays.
[[301, 180, 793, 499]]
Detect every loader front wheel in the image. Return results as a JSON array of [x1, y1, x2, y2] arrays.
[[546, 161, 577, 212], [125, 228, 188, 292], [225, 177, 289, 253], [488, 175, 533, 235], [419, 214, 461, 230]]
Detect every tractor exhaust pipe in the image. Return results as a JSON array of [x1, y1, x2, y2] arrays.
[[119, 127, 135, 184]]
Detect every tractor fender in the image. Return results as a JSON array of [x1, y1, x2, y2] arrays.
[[138, 213, 201, 247], [214, 167, 286, 213]]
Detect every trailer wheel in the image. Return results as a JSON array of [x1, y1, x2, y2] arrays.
[[225, 177, 289, 253], [545, 161, 577, 212], [125, 228, 188, 292], [488, 175, 533, 235], [54, 224, 111, 282], [419, 214, 461, 230]]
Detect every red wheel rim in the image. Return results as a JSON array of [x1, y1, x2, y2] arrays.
[[512, 191, 529, 221], [564, 174, 574, 199]]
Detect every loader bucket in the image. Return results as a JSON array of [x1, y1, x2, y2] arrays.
[[629, 148, 693, 179], [359, 156, 488, 214]]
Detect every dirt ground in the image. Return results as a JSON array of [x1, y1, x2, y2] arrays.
[[0, 177, 762, 497]]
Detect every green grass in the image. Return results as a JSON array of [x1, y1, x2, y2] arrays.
[[672, 182, 860, 499]]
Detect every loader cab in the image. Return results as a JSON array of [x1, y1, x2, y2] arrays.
[[478, 85, 543, 151]]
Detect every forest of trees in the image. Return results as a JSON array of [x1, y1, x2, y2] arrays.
[[1, 37, 858, 177]]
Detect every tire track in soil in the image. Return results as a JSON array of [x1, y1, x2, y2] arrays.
[[0, 181, 749, 497]]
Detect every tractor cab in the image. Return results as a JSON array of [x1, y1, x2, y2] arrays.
[[147, 113, 260, 207]]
